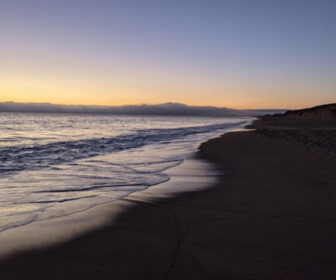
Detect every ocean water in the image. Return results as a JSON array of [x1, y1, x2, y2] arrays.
[[0, 113, 249, 233]]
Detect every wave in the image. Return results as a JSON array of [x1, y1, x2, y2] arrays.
[[0, 121, 244, 174], [0, 118, 248, 233]]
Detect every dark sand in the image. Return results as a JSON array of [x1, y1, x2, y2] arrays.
[[1, 117, 336, 279]]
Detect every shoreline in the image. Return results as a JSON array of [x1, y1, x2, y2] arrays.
[[0, 122, 251, 260], [0, 154, 220, 260], [1, 120, 336, 279]]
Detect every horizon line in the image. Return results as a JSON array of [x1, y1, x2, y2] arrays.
[[0, 100, 288, 111]]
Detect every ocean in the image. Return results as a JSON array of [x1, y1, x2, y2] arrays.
[[0, 113, 249, 233]]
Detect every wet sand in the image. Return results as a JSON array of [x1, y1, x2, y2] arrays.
[[1, 121, 336, 279], [0, 157, 218, 260]]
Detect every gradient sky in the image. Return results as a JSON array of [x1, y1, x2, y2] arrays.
[[0, 0, 335, 109]]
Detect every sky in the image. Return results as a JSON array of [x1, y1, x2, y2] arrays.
[[0, 0, 335, 109]]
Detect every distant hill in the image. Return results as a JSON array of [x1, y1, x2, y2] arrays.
[[0, 102, 284, 117], [284, 103, 336, 119], [250, 103, 336, 131], [249, 103, 336, 154]]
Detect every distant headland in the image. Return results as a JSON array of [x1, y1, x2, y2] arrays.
[[0, 102, 285, 117]]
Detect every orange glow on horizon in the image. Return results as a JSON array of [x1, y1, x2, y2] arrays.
[[0, 1, 335, 112], [1, 72, 334, 110]]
